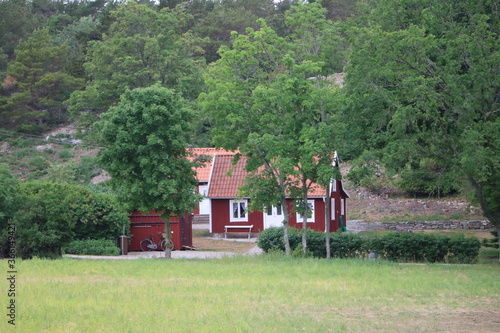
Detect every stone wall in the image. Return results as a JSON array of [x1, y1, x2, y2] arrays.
[[347, 220, 492, 232]]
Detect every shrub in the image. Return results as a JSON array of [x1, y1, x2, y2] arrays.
[[58, 148, 74, 159], [258, 227, 480, 263], [368, 232, 479, 263], [13, 181, 129, 259], [258, 227, 365, 259], [63, 239, 120, 256], [330, 232, 366, 258], [15, 182, 81, 259], [447, 235, 481, 264]]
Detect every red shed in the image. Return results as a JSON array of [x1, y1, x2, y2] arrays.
[[128, 211, 193, 251]]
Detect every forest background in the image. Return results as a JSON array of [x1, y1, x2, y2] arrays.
[[0, 0, 498, 250]]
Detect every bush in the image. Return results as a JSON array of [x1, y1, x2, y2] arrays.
[[15, 182, 81, 259], [330, 233, 366, 258], [258, 227, 365, 259], [447, 235, 481, 264], [72, 189, 130, 241], [368, 232, 479, 264], [63, 239, 120, 256], [13, 181, 129, 259], [258, 227, 480, 263], [58, 148, 74, 159]]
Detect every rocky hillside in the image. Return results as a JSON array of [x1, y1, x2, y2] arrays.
[[0, 124, 485, 223]]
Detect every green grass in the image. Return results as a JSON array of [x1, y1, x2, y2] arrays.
[[8, 256, 500, 332]]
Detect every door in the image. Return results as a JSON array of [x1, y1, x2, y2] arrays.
[[264, 205, 284, 229]]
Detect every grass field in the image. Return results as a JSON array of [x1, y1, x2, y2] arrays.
[[4, 256, 499, 333]]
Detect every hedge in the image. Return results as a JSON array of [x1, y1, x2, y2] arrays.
[[63, 239, 120, 256], [257, 227, 480, 263]]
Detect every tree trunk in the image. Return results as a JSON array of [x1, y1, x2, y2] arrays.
[[282, 197, 291, 256], [467, 176, 500, 264], [162, 213, 172, 259]]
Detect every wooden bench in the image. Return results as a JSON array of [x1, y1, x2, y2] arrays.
[[224, 225, 253, 239]]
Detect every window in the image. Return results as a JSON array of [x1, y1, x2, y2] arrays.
[[331, 199, 336, 220], [296, 200, 315, 223], [230, 199, 248, 222]]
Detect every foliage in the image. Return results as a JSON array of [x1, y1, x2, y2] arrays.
[[71, 188, 130, 241], [63, 238, 120, 256], [0, 163, 21, 223], [369, 232, 480, 264], [10, 180, 128, 259], [95, 84, 200, 258], [2, 28, 84, 133], [68, 1, 204, 120], [0, 163, 21, 257], [258, 227, 480, 263], [201, 16, 342, 255], [342, 0, 500, 250], [482, 230, 499, 249], [14, 181, 81, 258]]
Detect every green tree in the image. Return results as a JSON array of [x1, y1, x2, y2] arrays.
[[201, 20, 339, 256], [343, 0, 500, 259], [2, 28, 84, 133], [96, 84, 200, 258], [71, 187, 130, 241], [15, 181, 81, 258], [68, 1, 204, 122], [0, 163, 21, 257]]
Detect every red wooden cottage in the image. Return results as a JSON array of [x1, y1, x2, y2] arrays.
[[206, 153, 349, 237], [127, 148, 348, 249]]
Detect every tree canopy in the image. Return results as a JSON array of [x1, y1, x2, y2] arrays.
[[343, 0, 500, 236], [96, 84, 200, 258]]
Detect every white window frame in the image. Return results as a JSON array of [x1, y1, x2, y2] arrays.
[[341, 198, 345, 215], [230, 199, 248, 222], [296, 200, 315, 223]]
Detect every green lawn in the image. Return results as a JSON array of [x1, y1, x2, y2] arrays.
[[7, 256, 500, 332]]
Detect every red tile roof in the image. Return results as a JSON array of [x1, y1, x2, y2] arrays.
[[187, 148, 237, 182], [207, 154, 248, 198], [207, 153, 327, 198]]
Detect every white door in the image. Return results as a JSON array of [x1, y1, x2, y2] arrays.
[[198, 185, 210, 215], [264, 205, 284, 229]]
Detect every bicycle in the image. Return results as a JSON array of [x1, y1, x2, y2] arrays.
[[139, 232, 174, 251]]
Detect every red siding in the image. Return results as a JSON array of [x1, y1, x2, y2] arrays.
[[128, 211, 192, 251], [211, 199, 263, 233], [288, 198, 326, 232]]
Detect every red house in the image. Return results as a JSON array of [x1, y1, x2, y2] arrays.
[[206, 153, 349, 237], [128, 148, 348, 249]]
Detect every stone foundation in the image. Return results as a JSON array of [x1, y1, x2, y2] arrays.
[[347, 220, 492, 232]]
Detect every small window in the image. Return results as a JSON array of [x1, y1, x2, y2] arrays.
[[331, 199, 336, 220], [296, 200, 314, 223], [276, 204, 282, 215], [230, 199, 248, 222]]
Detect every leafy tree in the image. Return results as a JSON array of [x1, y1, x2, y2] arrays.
[[0, 0, 45, 64], [68, 1, 204, 122], [15, 181, 81, 258], [71, 187, 130, 241], [2, 28, 84, 133], [96, 84, 200, 258], [0, 163, 21, 257], [191, 0, 278, 63], [201, 20, 339, 256], [343, 0, 500, 259]]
